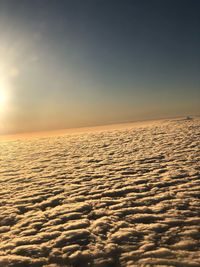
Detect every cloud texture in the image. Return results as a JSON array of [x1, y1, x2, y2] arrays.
[[0, 119, 200, 266]]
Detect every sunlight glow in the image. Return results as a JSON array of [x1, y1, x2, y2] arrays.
[[0, 84, 7, 112]]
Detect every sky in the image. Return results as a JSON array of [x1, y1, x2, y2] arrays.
[[0, 0, 199, 135]]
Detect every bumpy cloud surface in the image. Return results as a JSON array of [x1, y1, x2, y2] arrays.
[[0, 119, 200, 267]]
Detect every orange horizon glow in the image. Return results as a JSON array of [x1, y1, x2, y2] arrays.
[[1, 115, 198, 142]]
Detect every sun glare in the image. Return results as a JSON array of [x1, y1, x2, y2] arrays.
[[0, 86, 7, 111]]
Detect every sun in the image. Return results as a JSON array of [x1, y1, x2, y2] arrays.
[[0, 86, 7, 109]]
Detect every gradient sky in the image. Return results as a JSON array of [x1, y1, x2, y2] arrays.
[[0, 0, 199, 134]]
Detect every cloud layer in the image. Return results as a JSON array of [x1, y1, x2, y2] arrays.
[[0, 119, 200, 266]]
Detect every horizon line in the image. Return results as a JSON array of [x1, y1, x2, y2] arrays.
[[0, 114, 199, 141]]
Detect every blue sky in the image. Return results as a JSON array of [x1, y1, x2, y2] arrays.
[[0, 0, 199, 134]]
